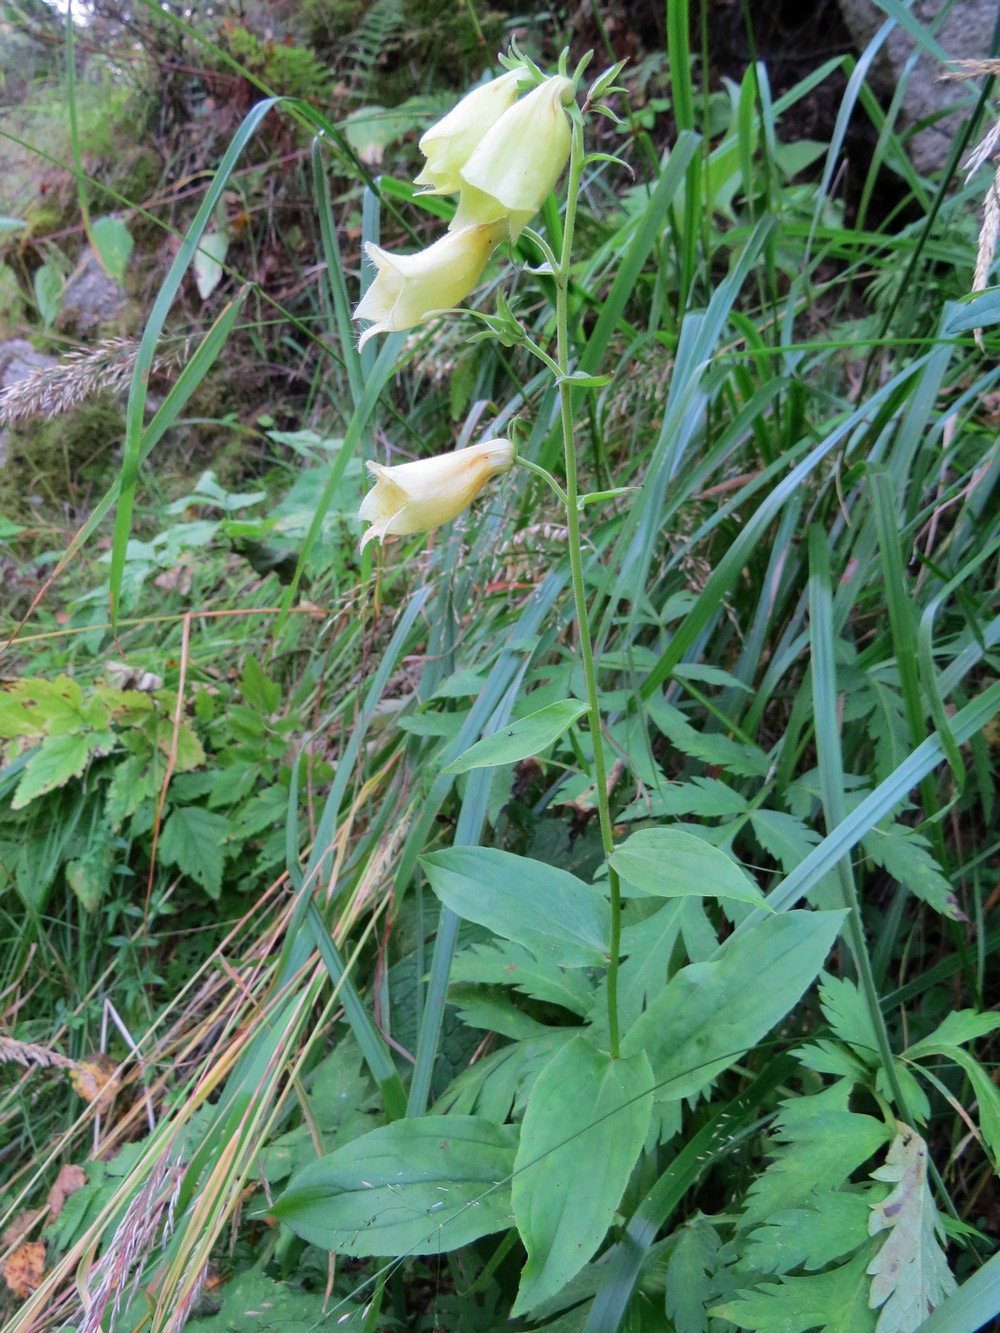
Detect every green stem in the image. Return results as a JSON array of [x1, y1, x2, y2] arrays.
[[514, 456, 570, 507], [556, 116, 622, 1058]]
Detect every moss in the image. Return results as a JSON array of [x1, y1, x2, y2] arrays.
[[0, 394, 125, 520]]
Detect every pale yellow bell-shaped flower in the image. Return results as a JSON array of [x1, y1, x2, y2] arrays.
[[359, 439, 515, 549], [354, 221, 508, 348], [414, 70, 522, 195], [451, 75, 575, 240]]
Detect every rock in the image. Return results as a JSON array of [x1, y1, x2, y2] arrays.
[[56, 246, 127, 337], [837, 0, 994, 175], [0, 339, 58, 466]]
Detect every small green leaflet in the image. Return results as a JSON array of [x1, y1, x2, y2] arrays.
[[714, 1247, 877, 1332], [270, 1116, 517, 1256], [609, 827, 767, 907], [442, 700, 588, 775], [12, 731, 113, 810]]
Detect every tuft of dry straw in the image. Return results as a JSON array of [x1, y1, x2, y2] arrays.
[[0, 337, 187, 428]]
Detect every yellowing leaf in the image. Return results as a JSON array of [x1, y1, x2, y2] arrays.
[[867, 1124, 956, 1332]]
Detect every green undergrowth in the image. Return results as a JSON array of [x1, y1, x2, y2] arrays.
[[0, 1, 999, 1331]]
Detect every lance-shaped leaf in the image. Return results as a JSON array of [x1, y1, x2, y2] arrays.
[[271, 1116, 517, 1256], [442, 699, 587, 774], [609, 826, 767, 906]]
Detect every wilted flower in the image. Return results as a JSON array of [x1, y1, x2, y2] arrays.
[[354, 221, 508, 347], [414, 70, 522, 195], [359, 439, 515, 548], [451, 75, 575, 240]]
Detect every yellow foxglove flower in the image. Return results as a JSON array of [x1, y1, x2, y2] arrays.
[[452, 75, 575, 240], [359, 439, 515, 549], [414, 70, 522, 195], [354, 221, 508, 348]]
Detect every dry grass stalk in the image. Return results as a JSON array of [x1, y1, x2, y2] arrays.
[[0, 337, 187, 427], [0, 1036, 77, 1072]]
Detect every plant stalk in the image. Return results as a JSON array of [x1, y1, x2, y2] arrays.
[[556, 117, 622, 1058]]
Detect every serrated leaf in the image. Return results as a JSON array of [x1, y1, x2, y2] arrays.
[[905, 1009, 1000, 1057], [649, 700, 771, 777], [621, 911, 846, 1101], [743, 1086, 892, 1229], [751, 808, 821, 871], [715, 1247, 877, 1332], [867, 1124, 956, 1332], [819, 973, 881, 1067], [450, 940, 593, 1016], [421, 846, 610, 968], [914, 1046, 1000, 1164], [271, 1116, 516, 1256], [657, 776, 749, 817], [11, 731, 110, 809], [158, 806, 228, 898], [512, 1037, 652, 1315], [448, 985, 551, 1040], [665, 1217, 720, 1333], [443, 700, 588, 775], [609, 827, 766, 906], [863, 823, 963, 920], [746, 1193, 873, 1274]]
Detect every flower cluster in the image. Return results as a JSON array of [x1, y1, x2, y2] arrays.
[[356, 59, 577, 548], [354, 65, 576, 349]]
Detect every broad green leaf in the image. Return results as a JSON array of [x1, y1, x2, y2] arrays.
[[90, 214, 134, 286], [665, 1217, 720, 1333], [609, 827, 767, 907], [512, 1037, 652, 1315], [442, 700, 588, 774], [714, 1247, 877, 1333], [867, 1124, 956, 1332], [621, 910, 846, 1099], [11, 731, 111, 810], [271, 1116, 516, 1256], [450, 940, 594, 1016], [158, 806, 229, 898], [421, 847, 610, 968]]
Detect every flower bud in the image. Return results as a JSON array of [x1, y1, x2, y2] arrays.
[[414, 71, 522, 195], [452, 75, 575, 240], [354, 221, 508, 348], [359, 439, 515, 549]]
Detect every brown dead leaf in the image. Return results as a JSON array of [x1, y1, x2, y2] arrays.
[[3, 1241, 45, 1299], [47, 1164, 87, 1221], [1, 1210, 43, 1249], [69, 1053, 120, 1114]]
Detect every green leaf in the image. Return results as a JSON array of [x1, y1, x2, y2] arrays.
[[818, 973, 881, 1067], [442, 700, 588, 774], [867, 1124, 956, 1332], [665, 1217, 720, 1333], [863, 821, 962, 920], [271, 1116, 516, 1256], [746, 1193, 873, 1274], [11, 731, 110, 810], [158, 806, 229, 898], [714, 1247, 877, 1333], [90, 214, 134, 286], [751, 809, 821, 872], [512, 1037, 653, 1315], [655, 776, 749, 817], [193, 229, 229, 300], [421, 847, 610, 968], [450, 939, 594, 1016], [33, 262, 63, 327], [609, 827, 767, 906], [905, 1009, 1000, 1057], [621, 910, 846, 1100], [0, 217, 25, 232]]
